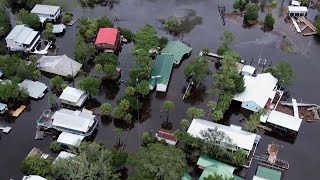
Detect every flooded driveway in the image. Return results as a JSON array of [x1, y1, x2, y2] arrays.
[[1, 0, 320, 179]]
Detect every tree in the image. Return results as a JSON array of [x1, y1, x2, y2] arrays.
[[216, 30, 235, 56], [136, 80, 150, 96], [97, 16, 114, 28], [125, 86, 136, 96], [77, 76, 101, 97], [264, 13, 275, 30], [118, 27, 135, 42], [0, 82, 20, 102], [184, 56, 211, 84], [50, 141, 61, 153], [187, 107, 205, 119], [180, 119, 190, 131], [231, 149, 246, 166], [104, 63, 118, 78], [244, 110, 266, 132], [128, 143, 187, 180], [162, 100, 175, 122], [123, 113, 133, 124], [113, 127, 123, 146], [0, 3, 9, 37], [118, 99, 130, 112], [74, 36, 96, 63], [316, 17, 320, 35], [43, 23, 55, 40], [202, 47, 210, 55], [158, 37, 168, 49], [244, 3, 259, 23], [62, 11, 73, 23], [16, 9, 41, 29], [266, 61, 295, 86], [207, 101, 217, 119], [142, 132, 157, 145], [8, 0, 42, 9], [134, 24, 159, 51], [20, 155, 53, 177], [110, 150, 128, 169], [165, 16, 182, 34], [233, 0, 240, 10], [51, 142, 120, 180], [94, 53, 118, 66], [100, 103, 112, 116], [50, 76, 64, 91], [32, 70, 42, 81], [301, 0, 310, 6], [113, 107, 126, 119]]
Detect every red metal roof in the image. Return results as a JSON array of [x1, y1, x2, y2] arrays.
[[157, 129, 177, 142], [95, 28, 118, 45]]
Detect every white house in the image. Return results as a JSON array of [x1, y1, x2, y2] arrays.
[[288, 6, 308, 17], [5, 25, 40, 52], [59, 86, 88, 107], [187, 119, 260, 155], [57, 132, 85, 147], [241, 65, 256, 76], [18, 79, 47, 99], [31, 4, 61, 23], [53, 151, 76, 163], [233, 73, 278, 112]]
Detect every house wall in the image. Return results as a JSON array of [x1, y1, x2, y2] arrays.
[[60, 99, 77, 107], [6, 39, 24, 51], [34, 8, 61, 21], [241, 101, 262, 112], [241, 71, 253, 76], [95, 43, 115, 51]]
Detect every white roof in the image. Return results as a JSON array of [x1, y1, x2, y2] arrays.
[[252, 176, 268, 180], [57, 133, 85, 147], [59, 86, 88, 106], [37, 55, 82, 77], [18, 80, 47, 99], [52, 24, 66, 33], [31, 4, 60, 15], [187, 119, 258, 151], [0, 102, 7, 111], [22, 175, 47, 180], [5, 25, 39, 45], [234, 73, 278, 109], [242, 65, 256, 75], [52, 109, 95, 133], [266, 110, 302, 131], [291, 0, 301, 6], [288, 6, 308, 13], [54, 151, 76, 162]]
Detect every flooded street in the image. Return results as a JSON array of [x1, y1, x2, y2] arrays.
[[1, 0, 320, 179]]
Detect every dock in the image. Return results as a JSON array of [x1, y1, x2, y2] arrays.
[[0, 125, 12, 133], [67, 17, 79, 26], [296, 16, 317, 36], [291, 17, 301, 33], [254, 155, 289, 170], [11, 105, 26, 117]]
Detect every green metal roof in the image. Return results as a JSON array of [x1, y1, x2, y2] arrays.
[[161, 41, 192, 64], [149, 54, 174, 88], [181, 173, 192, 180], [197, 156, 236, 180], [256, 166, 282, 180]]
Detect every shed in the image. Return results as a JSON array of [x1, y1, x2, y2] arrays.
[[288, 6, 308, 17], [241, 65, 256, 76], [161, 41, 192, 65], [264, 110, 302, 132], [0, 102, 8, 114], [197, 156, 235, 180], [37, 55, 82, 77], [18, 80, 47, 99], [57, 132, 85, 147], [52, 24, 66, 33], [155, 129, 177, 145], [22, 175, 47, 180], [149, 54, 174, 92], [255, 166, 282, 180], [95, 28, 120, 52], [59, 86, 88, 107]]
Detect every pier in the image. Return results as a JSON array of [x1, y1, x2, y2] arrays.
[[67, 18, 79, 26]]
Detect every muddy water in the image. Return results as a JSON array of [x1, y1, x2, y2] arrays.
[[1, 0, 320, 179]]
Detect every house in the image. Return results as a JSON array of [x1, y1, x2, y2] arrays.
[[288, 6, 308, 17], [54, 151, 76, 163], [241, 65, 256, 76], [31, 4, 61, 23], [52, 24, 66, 34], [37, 55, 82, 77], [95, 28, 120, 52], [18, 80, 47, 99], [161, 41, 192, 65], [37, 108, 98, 136], [0, 103, 8, 114], [22, 175, 47, 180], [187, 119, 260, 155], [5, 25, 40, 52], [233, 73, 278, 112], [57, 132, 85, 147], [59, 86, 88, 107], [197, 156, 236, 180], [291, 0, 301, 6], [155, 129, 177, 145], [149, 54, 174, 92], [253, 165, 282, 180]]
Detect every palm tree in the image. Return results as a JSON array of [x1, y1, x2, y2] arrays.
[[113, 128, 123, 149], [162, 100, 175, 122], [180, 119, 190, 131]]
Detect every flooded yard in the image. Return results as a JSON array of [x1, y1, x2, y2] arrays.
[[1, 0, 320, 179]]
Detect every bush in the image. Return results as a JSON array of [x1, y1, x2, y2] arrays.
[[50, 141, 61, 153], [62, 12, 73, 23], [159, 37, 168, 49], [264, 13, 275, 30], [16, 9, 41, 29], [118, 27, 135, 42], [20, 155, 53, 176], [233, 0, 240, 10], [244, 3, 259, 23], [43, 23, 55, 40], [165, 16, 182, 34], [301, 0, 310, 6]]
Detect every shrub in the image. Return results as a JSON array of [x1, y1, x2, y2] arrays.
[[118, 27, 135, 42], [264, 13, 275, 30], [159, 37, 168, 49], [244, 3, 259, 23], [50, 141, 61, 153]]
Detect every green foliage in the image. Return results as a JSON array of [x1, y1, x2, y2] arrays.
[[8, 0, 43, 9], [186, 107, 205, 119], [244, 110, 266, 131], [104, 63, 118, 78], [123, 113, 133, 124], [77, 76, 101, 96], [231, 149, 246, 166], [32, 69, 42, 81], [165, 16, 182, 34], [20, 155, 53, 177], [94, 53, 119, 79], [0, 55, 37, 80], [244, 3, 259, 23], [180, 119, 190, 131], [136, 80, 150, 96], [134, 24, 159, 51], [233, 0, 240, 10], [216, 30, 235, 56], [110, 150, 128, 168], [202, 47, 210, 55], [118, 99, 130, 111], [62, 11, 73, 23], [51, 142, 120, 180], [78, 17, 113, 41], [125, 86, 136, 96], [113, 107, 125, 119], [100, 102, 112, 116], [128, 143, 187, 180], [142, 132, 157, 145], [158, 37, 168, 49], [204, 173, 234, 180], [0, 81, 20, 102], [317, 17, 320, 35], [301, 0, 310, 6], [97, 16, 114, 28], [113, 99, 132, 122], [20, 87, 29, 100], [266, 61, 295, 86], [43, 23, 56, 40], [118, 27, 135, 42], [49, 141, 61, 153], [184, 56, 211, 84], [264, 13, 275, 30], [74, 35, 96, 63], [163, 100, 175, 122], [119, 95, 143, 112], [0, 4, 9, 37], [16, 9, 41, 29], [50, 76, 64, 91]]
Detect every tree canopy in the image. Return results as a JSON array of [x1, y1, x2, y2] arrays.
[[74, 35, 96, 64], [134, 24, 159, 51], [266, 61, 295, 86], [16, 9, 41, 29], [0, 2, 9, 37], [20, 155, 53, 177], [184, 56, 211, 84], [264, 13, 275, 30], [216, 30, 235, 56], [128, 143, 187, 180], [100, 102, 113, 116], [77, 76, 101, 96], [186, 107, 205, 119], [244, 3, 259, 23]]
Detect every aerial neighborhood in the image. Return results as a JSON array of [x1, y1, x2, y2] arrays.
[[0, 0, 320, 180]]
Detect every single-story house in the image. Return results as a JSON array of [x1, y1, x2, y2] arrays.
[[5, 25, 40, 52], [22, 175, 47, 180], [37, 108, 98, 136], [53, 151, 76, 164], [0, 102, 8, 114], [57, 132, 85, 147], [233, 73, 278, 112], [95, 28, 120, 52], [155, 129, 177, 145], [197, 156, 236, 180], [161, 41, 192, 65], [288, 6, 308, 17], [260, 110, 302, 134], [253, 165, 282, 180], [187, 119, 260, 155], [241, 65, 256, 76], [149, 54, 174, 92], [37, 55, 82, 77], [31, 4, 61, 23], [59, 86, 88, 107], [18, 80, 47, 99]]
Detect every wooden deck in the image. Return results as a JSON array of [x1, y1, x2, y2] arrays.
[[11, 105, 26, 117], [67, 17, 78, 26], [296, 16, 317, 36], [254, 155, 289, 170]]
